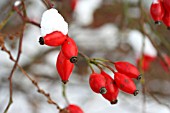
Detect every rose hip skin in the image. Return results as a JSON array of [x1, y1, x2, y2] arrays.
[[114, 61, 141, 80], [150, 0, 164, 24], [56, 51, 74, 84], [162, 11, 170, 29], [61, 37, 78, 63], [89, 73, 107, 94], [114, 72, 138, 96], [101, 71, 119, 104], [39, 31, 67, 46], [71, 0, 77, 11], [60, 104, 84, 113], [163, 0, 170, 11]]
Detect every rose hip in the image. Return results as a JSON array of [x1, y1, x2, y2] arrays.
[[114, 61, 141, 80], [56, 51, 74, 84], [39, 31, 67, 46], [101, 71, 119, 104], [114, 72, 138, 96], [150, 0, 164, 24], [61, 37, 78, 63], [89, 73, 107, 94]]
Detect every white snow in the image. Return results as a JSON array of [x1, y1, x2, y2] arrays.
[[128, 30, 157, 58], [40, 8, 68, 36], [152, 0, 159, 4], [14, 0, 21, 7], [75, 0, 102, 25]]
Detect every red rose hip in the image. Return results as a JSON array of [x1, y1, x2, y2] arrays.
[[60, 104, 84, 113], [101, 71, 119, 104], [150, 0, 164, 24], [89, 73, 107, 94], [162, 11, 170, 30], [39, 31, 67, 46], [61, 37, 78, 63], [114, 61, 141, 80], [56, 51, 74, 84], [114, 72, 138, 96]]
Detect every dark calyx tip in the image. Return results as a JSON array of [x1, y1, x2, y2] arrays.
[[99, 87, 107, 94], [134, 90, 139, 96], [167, 27, 170, 30], [110, 99, 118, 105], [70, 56, 78, 63], [39, 37, 44, 45], [137, 74, 142, 80], [62, 80, 68, 84], [155, 21, 161, 25]]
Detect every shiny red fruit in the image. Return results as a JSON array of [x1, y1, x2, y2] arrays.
[[56, 51, 74, 84], [61, 104, 84, 113], [39, 31, 67, 46], [101, 71, 119, 104], [114, 72, 138, 96], [136, 54, 156, 71], [163, 0, 170, 11], [150, 0, 164, 24], [114, 61, 141, 80], [89, 73, 107, 94], [71, 0, 77, 11], [159, 55, 170, 73], [162, 11, 170, 29], [61, 37, 78, 63]]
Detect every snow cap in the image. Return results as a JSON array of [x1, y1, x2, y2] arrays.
[[152, 0, 159, 3], [40, 8, 68, 37]]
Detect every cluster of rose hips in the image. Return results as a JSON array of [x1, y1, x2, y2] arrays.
[[39, 31, 78, 84], [89, 60, 141, 104], [150, 0, 170, 29], [39, 8, 141, 112]]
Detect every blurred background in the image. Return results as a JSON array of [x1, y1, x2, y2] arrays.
[[0, 0, 170, 113]]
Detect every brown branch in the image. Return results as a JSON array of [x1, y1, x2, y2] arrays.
[[1, 45, 62, 111], [13, 2, 40, 28], [3, 23, 25, 113], [42, 0, 54, 9]]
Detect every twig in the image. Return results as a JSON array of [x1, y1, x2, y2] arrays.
[[3, 22, 25, 113], [1, 45, 62, 111], [42, 0, 53, 9]]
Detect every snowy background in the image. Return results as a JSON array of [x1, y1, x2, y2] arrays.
[[0, 0, 170, 113]]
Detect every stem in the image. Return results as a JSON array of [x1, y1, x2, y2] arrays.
[[78, 52, 95, 73], [90, 60, 115, 74], [92, 58, 114, 64], [3, 22, 25, 113], [62, 84, 69, 105]]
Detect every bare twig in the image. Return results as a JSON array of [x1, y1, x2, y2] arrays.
[[1, 45, 62, 111], [3, 23, 25, 113]]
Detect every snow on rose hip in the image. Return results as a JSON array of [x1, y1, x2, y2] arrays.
[[150, 0, 164, 24], [56, 51, 74, 84], [114, 61, 141, 80], [61, 37, 78, 63]]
